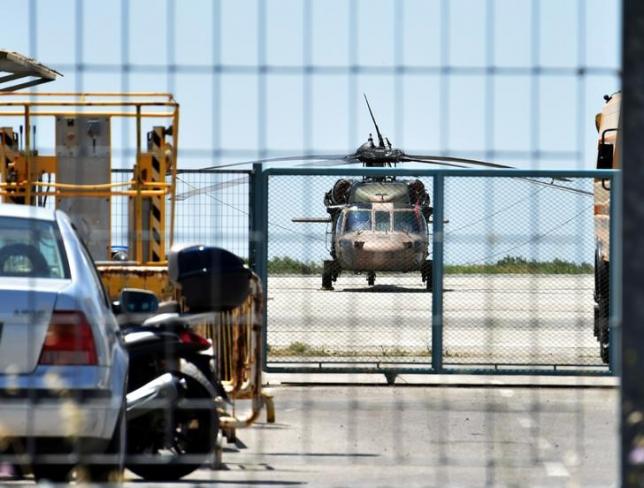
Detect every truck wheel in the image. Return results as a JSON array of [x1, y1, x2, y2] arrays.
[[597, 296, 610, 364], [594, 256, 610, 364]]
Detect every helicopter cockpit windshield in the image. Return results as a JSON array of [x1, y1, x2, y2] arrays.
[[344, 210, 371, 232], [394, 210, 423, 233], [375, 211, 390, 231], [343, 208, 426, 234]]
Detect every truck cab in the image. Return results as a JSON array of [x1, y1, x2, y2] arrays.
[[594, 92, 620, 364]]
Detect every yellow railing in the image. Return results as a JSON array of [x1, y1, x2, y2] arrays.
[[195, 273, 275, 432], [0, 92, 180, 249]]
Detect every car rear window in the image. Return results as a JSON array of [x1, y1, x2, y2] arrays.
[[0, 216, 70, 279]]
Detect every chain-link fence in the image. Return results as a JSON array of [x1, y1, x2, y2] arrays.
[[265, 173, 433, 372], [0, 0, 625, 485], [262, 168, 614, 376], [110, 168, 251, 259], [443, 176, 602, 371]]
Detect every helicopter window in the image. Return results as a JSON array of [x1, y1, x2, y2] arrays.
[[375, 211, 390, 232], [344, 211, 371, 232], [335, 214, 344, 234], [394, 211, 422, 233]]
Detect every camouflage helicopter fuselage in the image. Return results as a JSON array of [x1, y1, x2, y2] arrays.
[[319, 178, 433, 289], [334, 203, 428, 272]]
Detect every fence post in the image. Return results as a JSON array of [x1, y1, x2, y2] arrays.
[[622, 0, 644, 483], [251, 163, 269, 369], [432, 174, 445, 372], [248, 168, 256, 269]]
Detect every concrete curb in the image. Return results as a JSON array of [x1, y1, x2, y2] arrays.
[[263, 372, 618, 388]]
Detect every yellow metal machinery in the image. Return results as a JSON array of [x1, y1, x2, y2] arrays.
[[0, 91, 274, 441], [0, 92, 179, 299]]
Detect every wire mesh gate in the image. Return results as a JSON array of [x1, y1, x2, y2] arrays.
[[255, 166, 619, 376], [111, 168, 252, 260]]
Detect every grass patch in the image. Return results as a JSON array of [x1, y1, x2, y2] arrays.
[[268, 256, 323, 275], [270, 341, 332, 357], [269, 342, 432, 358], [267, 255, 593, 275], [445, 256, 593, 275]]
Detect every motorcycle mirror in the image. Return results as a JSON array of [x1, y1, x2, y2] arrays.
[[118, 288, 160, 315]]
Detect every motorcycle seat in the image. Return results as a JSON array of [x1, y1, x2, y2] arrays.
[[123, 330, 162, 345], [142, 312, 186, 329]]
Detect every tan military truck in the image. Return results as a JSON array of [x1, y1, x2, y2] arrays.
[[594, 91, 620, 364]]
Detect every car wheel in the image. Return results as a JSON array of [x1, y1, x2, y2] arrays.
[[80, 400, 126, 483], [31, 463, 73, 483]]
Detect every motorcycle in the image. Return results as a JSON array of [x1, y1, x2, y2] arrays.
[[118, 245, 252, 481]]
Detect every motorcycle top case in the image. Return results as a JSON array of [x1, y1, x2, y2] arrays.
[[169, 245, 252, 312]]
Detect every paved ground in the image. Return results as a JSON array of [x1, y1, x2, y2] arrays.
[[266, 275, 604, 369], [1, 382, 619, 487], [135, 382, 619, 487]]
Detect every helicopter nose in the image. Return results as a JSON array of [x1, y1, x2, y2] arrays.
[[362, 240, 413, 252]]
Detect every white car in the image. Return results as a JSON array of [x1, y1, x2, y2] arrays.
[[0, 204, 128, 482]]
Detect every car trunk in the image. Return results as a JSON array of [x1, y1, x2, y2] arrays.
[[0, 278, 68, 374]]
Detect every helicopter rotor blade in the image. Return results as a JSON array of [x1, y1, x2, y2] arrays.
[[295, 156, 363, 167], [519, 178, 593, 196], [402, 154, 573, 183], [197, 154, 351, 170], [401, 158, 471, 169], [175, 175, 249, 200], [402, 154, 515, 169], [402, 158, 591, 196]]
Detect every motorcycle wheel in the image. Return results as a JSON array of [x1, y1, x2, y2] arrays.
[[127, 361, 220, 481]]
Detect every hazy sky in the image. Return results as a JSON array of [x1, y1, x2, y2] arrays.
[[0, 0, 622, 264], [1, 0, 621, 168]]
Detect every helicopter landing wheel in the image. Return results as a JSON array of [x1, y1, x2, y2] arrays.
[[421, 260, 433, 291], [367, 271, 376, 286], [322, 260, 335, 290]]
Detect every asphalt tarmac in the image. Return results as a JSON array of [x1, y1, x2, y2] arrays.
[[266, 274, 605, 370], [129, 383, 617, 487], [1, 383, 617, 487]]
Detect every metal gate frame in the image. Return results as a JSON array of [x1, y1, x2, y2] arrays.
[[252, 165, 620, 377]]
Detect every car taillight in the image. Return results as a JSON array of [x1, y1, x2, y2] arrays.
[[38, 311, 98, 365], [179, 330, 211, 349]]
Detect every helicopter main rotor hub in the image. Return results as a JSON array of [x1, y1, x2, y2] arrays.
[[355, 144, 405, 167]]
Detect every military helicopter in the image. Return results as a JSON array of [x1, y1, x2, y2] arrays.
[[289, 96, 518, 290], [182, 95, 589, 291]]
